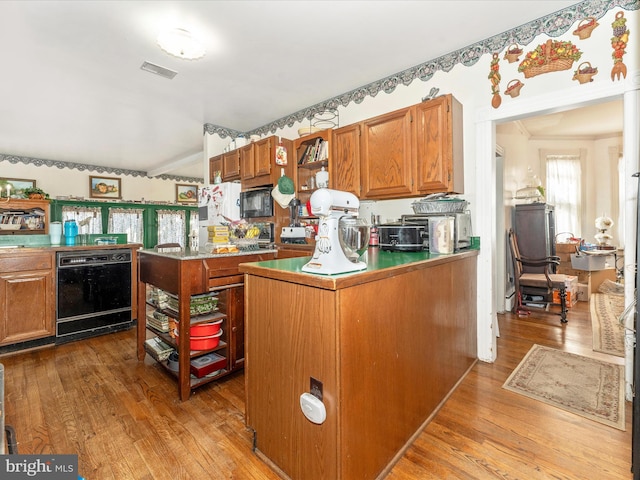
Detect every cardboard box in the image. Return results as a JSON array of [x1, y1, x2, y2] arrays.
[[556, 242, 580, 254], [576, 282, 590, 302], [556, 265, 590, 283], [591, 269, 617, 292], [552, 289, 578, 307]]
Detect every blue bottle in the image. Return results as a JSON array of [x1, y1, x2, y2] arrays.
[[64, 220, 78, 246]]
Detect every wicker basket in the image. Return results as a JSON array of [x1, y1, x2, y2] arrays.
[[572, 61, 598, 84], [573, 17, 599, 40], [520, 40, 578, 79], [504, 79, 524, 98], [503, 43, 523, 63]]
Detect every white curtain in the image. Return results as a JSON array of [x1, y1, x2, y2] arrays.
[[546, 154, 582, 238], [108, 208, 144, 244], [61, 206, 103, 234], [157, 210, 186, 247]]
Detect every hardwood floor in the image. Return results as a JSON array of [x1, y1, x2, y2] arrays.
[[1, 299, 632, 479]]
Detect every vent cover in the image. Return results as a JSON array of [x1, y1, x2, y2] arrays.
[[140, 61, 178, 79]]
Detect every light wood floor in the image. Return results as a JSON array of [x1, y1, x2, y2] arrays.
[[1, 300, 633, 479]]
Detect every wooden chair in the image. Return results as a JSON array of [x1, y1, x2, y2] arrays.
[[508, 228, 569, 323]]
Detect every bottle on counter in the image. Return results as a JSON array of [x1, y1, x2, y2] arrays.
[[64, 220, 78, 246], [369, 214, 379, 247]]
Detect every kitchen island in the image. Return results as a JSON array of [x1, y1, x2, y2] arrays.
[[240, 248, 478, 480], [136, 247, 277, 400]]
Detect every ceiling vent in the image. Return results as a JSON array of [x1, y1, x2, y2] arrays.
[[140, 61, 178, 79]]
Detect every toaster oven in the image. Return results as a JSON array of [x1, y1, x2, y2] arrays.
[[400, 213, 472, 251]]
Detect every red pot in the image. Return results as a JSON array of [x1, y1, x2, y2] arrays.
[[190, 318, 223, 337]]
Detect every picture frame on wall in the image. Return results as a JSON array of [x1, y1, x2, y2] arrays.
[[176, 184, 198, 204], [0, 177, 36, 198], [89, 175, 122, 199]]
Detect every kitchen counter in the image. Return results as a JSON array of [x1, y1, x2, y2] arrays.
[[0, 242, 141, 355], [241, 247, 478, 290], [139, 246, 277, 261], [241, 248, 478, 480]]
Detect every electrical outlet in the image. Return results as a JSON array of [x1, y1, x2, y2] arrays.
[[310, 377, 323, 401]]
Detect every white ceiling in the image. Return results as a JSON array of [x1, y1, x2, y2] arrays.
[[1, 0, 597, 180]]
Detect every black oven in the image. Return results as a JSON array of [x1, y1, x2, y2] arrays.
[[240, 187, 274, 219], [56, 249, 133, 343]]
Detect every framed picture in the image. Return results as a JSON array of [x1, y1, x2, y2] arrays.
[[176, 184, 198, 203], [0, 177, 36, 198], [89, 175, 121, 199]]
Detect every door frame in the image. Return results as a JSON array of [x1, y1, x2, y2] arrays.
[[474, 77, 639, 363]]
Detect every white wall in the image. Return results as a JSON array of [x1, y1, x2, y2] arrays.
[[0, 160, 201, 203], [498, 126, 623, 244]]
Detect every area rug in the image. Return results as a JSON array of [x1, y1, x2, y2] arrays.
[[591, 293, 625, 357], [503, 344, 625, 430]]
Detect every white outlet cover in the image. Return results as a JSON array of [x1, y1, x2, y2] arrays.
[[299, 392, 326, 424]]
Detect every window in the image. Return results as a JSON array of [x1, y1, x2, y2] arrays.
[[545, 154, 582, 238], [61, 206, 103, 234], [108, 208, 144, 244], [157, 209, 186, 247]]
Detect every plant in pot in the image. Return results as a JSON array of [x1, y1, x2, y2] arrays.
[[22, 187, 50, 200]]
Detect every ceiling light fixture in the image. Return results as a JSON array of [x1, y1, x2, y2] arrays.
[[157, 28, 205, 60]]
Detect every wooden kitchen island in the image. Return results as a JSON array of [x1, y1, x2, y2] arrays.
[[240, 248, 478, 480], [137, 248, 276, 401]]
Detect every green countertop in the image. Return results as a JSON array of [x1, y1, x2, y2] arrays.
[[240, 247, 479, 290]]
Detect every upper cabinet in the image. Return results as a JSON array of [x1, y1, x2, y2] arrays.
[[331, 124, 361, 197], [210, 150, 241, 183], [240, 136, 293, 190], [360, 107, 414, 199], [352, 94, 463, 200], [414, 95, 464, 195], [222, 150, 241, 181]]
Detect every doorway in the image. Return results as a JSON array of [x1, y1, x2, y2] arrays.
[[496, 100, 624, 313]]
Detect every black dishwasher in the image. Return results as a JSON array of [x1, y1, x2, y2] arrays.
[[56, 249, 133, 343]]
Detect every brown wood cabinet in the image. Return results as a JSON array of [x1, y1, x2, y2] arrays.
[[328, 94, 463, 200], [210, 150, 241, 183], [137, 250, 275, 401], [330, 123, 361, 196], [0, 199, 50, 235], [209, 155, 223, 184], [360, 107, 414, 199], [0, 252, 55, 346], [222, 150, 241, 181], [414, 94, 464, 194]]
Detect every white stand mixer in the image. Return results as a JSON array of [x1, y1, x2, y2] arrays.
[[302, 189, 369, 275]]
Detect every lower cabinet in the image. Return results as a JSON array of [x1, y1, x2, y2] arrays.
[[0, 253, 55, 346]]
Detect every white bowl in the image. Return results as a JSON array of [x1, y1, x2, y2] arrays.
[[298, 126, 323, 137]]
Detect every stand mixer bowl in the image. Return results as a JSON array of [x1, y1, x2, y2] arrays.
[[338, 217, 370, 262]]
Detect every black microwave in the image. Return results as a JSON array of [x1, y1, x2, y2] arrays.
[[240, 187, 274, 219]]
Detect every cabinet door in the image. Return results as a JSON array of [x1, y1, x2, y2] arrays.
[[0, 269, 54, 345], [209, 155, 223, 184], [222, 150, 241, 181], [227, 285, 245, 370], [415, 95, 464, 194], [254, 138, 272, 177], [360, 107, 414, 199], [331, 124, 361, 196], [239, 144, 255, 180]]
